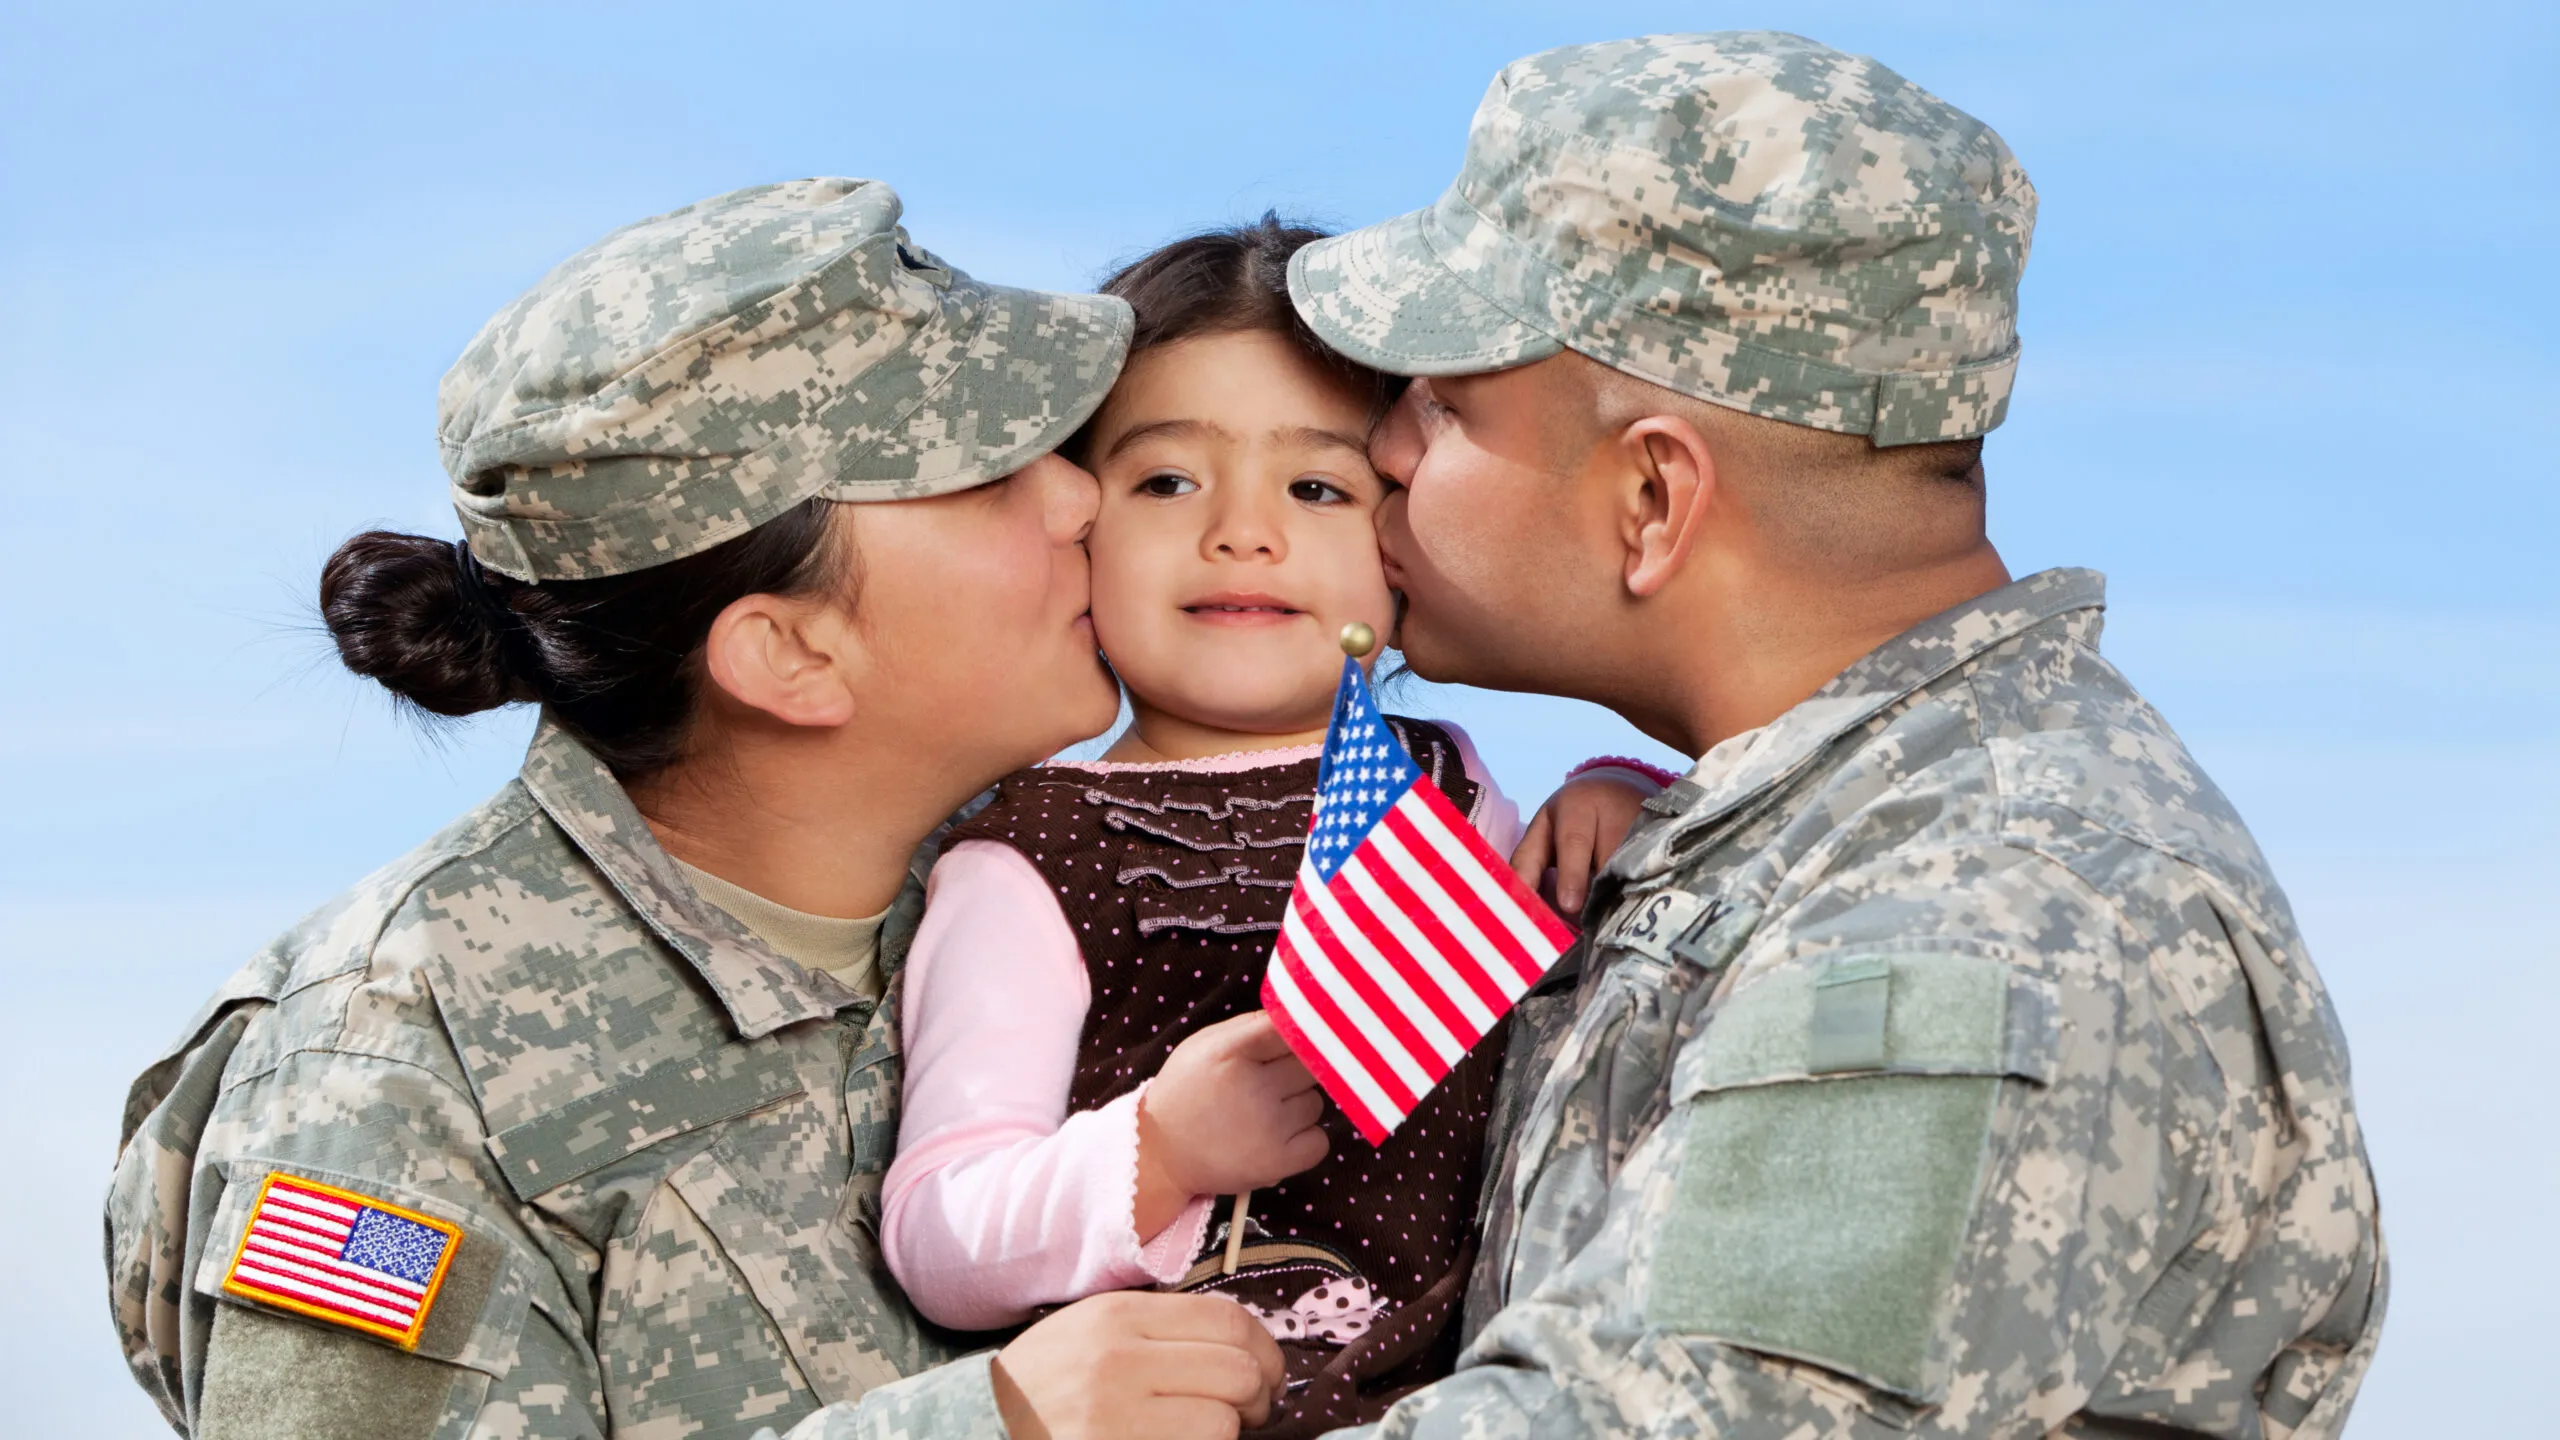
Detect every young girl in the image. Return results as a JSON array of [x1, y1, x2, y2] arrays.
[[882, 219, 1674, 1435]]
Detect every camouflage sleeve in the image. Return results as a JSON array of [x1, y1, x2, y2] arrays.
[[183, 1045, 607, 1439], [1337, 841, 2229, 1438], [759, 1352, 1005, 1440]]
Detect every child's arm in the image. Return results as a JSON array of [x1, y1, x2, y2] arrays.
[[1511, 757, 1682, 919], [885, 842, 1327, 1332], [885, 841, 1212, 1330], [1131, 1011, 1329, 1236]]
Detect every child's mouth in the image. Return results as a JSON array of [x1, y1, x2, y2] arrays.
[[1183, 594, 1304, 626]]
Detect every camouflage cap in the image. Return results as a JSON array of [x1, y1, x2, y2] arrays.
[[1289, 33, 2035, 445], [440, 178, 1132, 580]]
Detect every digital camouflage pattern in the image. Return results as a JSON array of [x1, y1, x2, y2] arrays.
[[1295, 568, 2382, 1439], [1288, 33, 2035, 445], [106, 723, 1010, 1438], [441, 178, 1132, 580]]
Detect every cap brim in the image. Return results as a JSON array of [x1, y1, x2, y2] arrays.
[[831, 281, 1133, 498], [1288, 207, 1563, 377]]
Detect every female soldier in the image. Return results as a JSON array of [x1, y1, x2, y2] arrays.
[[105, 178, 1282, 1440]]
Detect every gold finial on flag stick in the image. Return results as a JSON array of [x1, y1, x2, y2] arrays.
[[1221, 1192, 1251, 1275], [1339, 621, 1378, 658]]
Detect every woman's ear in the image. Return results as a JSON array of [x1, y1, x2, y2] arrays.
[[700, 592, 859, 728], [1614, 415, 1718, 598]]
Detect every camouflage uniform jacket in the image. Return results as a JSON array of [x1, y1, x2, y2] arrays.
[[106, 723, 1005, 1440], [1347, 568, 2386, 1439]]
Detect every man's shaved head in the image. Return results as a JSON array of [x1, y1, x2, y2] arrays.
[[1558, 353, 1990, 580], [1362, 349, 2012, 751]]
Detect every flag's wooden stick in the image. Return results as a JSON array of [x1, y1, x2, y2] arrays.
[[1220, 622, 1370, 1282], [1222, 1191, 1251, 1275]]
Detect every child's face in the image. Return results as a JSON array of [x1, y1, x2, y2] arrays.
[[1084, 329, 1397, 737]]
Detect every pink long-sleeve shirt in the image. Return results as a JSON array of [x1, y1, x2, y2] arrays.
[[882, 730, 1540, 1332]]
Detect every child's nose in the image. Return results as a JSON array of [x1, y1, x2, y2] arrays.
[[1205, 490, 1285, 560]]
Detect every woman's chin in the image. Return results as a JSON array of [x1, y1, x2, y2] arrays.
[[1051, 674, 1124, 738]]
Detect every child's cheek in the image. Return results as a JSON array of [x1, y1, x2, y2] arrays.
[[1085, 503, 1189, 682], [1317, 518, 1397, 628]]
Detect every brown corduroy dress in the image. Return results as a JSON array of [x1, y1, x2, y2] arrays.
[[943, 717, 1508, 1436]]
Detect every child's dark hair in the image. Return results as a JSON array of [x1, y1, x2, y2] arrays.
[[1089, 213, 1400, 434]]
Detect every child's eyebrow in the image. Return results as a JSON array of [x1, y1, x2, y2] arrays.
[[1104, 417, 1229, 459], [1274, 424, 1372, 459]]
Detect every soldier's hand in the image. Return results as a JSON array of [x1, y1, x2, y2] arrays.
[[1513, 771, 1655, 918], [1136, 1011, 1329, 1229], [992, 1291, 1285, 1440]]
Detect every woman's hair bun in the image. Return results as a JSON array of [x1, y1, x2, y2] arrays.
[[319, 530, 530, 717]]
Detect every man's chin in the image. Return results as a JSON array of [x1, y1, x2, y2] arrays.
[[1392, 619, 1485, 689], [1398, 614, 1580, 697]]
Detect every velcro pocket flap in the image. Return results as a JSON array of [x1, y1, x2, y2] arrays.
[[1652, 950, 2059, 1404], [485, 1047, 805, 1199], [1672, 948, 2059, 1103]]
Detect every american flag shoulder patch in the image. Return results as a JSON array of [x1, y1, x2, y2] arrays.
[[221, 1172, 464, 1348]]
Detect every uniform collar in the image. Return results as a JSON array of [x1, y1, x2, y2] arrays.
[[516, 721, 869, 1040], [1615, 567, 2108, 882]]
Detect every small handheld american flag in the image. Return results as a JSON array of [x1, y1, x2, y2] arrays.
[[1260, 654, 1576, 1144]]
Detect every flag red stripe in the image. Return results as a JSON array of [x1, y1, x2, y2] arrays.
[[1326, 861, 1483, 1053], [1400, 787, 1572, 977], [243, 1230, 349, 1273], [1350, 842, 1512, 1020], [1266, 934, 1401, 1141], [235, 1248, 425, 1318], [230, 1270, 385, 1325], [1259, 970, 1390, 1145], [253, 1209, 351, 1247], [1380, 803, 1542, 983], [240, 1250, 424, 1322], [1275, 895, 1411, 1132], [232, 1263, 419, 1326], [260, 1198, 355, 1236], [1308, 871, 1461, 1068], [1411, 781, 1576, 951], [1279, 899, 1420, 1114], [265, 1183, 361, 1219]]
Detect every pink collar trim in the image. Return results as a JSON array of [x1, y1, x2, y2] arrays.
[[1045, 741, 1325, 776]]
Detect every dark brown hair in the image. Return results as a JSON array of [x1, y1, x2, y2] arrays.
[[1081, 212, 1399, 451], [319, 501, 850, 779]]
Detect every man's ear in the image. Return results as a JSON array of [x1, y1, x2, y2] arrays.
[[701, 592, 858, 728], [1612, 415, 1717, 598]]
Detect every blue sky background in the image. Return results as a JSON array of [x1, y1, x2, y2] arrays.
[[3, 1, 2551, 1432]]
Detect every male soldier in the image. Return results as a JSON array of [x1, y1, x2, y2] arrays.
[[1264, 31, 2383, 1439], [652, 37, 2388, 1440]]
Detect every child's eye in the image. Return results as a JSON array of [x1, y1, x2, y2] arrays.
[[1137, 472, 1198, 498], [1289, 477, 1351, 506]]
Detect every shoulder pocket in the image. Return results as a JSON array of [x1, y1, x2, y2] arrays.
[[1649, 949, 2059, 1403], [483, 1046, 806, 1199]]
